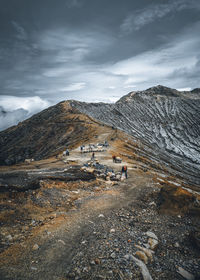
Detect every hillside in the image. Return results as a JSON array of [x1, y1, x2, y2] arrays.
[[0, 86, 200, 280], [0, 128, 200, 280], [0, 101, 111, 165], [0, 85, 200, 187], [70, 86, 200, 186]]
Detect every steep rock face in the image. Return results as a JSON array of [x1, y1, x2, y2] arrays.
[[71, 86, 200, 185]]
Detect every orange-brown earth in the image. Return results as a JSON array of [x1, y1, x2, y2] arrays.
[[0, 112, 200, 279]]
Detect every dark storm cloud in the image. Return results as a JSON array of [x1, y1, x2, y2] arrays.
[[66, 0, 83, 8], [0, 0, 200, 130], [12, 21, 27, 40], [120, 0, 200, 33]]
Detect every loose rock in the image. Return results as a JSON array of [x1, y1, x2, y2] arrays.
[[135, 251, 148, 264], [33, 244, 39, 250], [177, 266, 195, 280], [145, 231, 158, 240], [148, 238, 158, 250]]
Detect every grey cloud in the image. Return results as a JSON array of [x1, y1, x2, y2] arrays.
[[0, 106, 28, 131], [12, 21, 27, 41], [121, 0, 200, 33], [110, 22, 200, 90], [168, 57, 200, 85], [0, 95, 51, 131], [66, 0, 82, 8], [0, 0, 200, 130]]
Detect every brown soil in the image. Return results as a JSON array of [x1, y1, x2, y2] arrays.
[[0, 129, 199, 280]]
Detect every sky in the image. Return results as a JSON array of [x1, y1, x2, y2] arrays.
[[0, 0, 200, 130]]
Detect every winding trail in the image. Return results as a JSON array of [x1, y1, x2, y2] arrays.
[[1, 135, 199, 280], [0, 133, 155, 280]]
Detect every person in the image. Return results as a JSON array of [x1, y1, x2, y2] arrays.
[[66, 149, 69, 156], [80, 146, 83, 153], [112, 155, 116, 163], [91, 152, 95, 160], [121, 165, 128, 179], [104, 140, 108, 147]]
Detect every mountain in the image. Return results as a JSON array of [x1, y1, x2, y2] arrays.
[[68, 85, 200, 185], [0, 101, 112, 165], [0, 85, 200, 186]]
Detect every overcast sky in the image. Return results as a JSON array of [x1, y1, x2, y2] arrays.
[[0, 0, 200, 130]]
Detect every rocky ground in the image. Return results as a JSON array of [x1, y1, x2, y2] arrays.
[[0, 134, 200, 280]]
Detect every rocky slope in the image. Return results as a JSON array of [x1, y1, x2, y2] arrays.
[[70, 86, 200, 186], [0, 164, 199, 280], [0, 110, 200, 280], [0, 85, 200, 186], [0, 102, 109, 165]]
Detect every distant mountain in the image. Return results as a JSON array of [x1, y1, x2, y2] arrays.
[[191, 88, 200, 94], [0, 85, 200, 185]]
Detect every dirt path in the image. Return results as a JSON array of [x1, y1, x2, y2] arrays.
[[0, 170, 153, 280], [0, 140, 199, 280]]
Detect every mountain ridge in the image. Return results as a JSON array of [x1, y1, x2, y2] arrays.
[[0, 85, 200, 186]]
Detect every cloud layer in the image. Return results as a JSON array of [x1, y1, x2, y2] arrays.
[[0, 0, 199, 130], [0, 96, 50, 131], [121, 0, 200, 33]]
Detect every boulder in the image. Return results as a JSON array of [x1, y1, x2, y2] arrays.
[[145, 231, 158, 240], [135, 251, 148, 264], [135, 245, 154, 263], [148, 238, 158, 251]]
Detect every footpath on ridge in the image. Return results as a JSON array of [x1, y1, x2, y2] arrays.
[[0, 132, 200, 280]]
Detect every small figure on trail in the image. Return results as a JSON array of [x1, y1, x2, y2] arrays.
[[121, 165, 128, 179], [91, 152, 95, 160], [66, 149, 69, 156], [112, 155, 116, 163], [80, 146, 83, 153], [104, 140, 109, 147]]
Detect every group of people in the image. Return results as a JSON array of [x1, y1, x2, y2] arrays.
[[63, 146, 128, 180], [91, 153, 128, 179]]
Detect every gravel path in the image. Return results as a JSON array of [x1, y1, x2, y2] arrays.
[[0, 142, 199, 280]]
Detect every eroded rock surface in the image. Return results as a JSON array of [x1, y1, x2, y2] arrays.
[[71, 86, 200, 186]]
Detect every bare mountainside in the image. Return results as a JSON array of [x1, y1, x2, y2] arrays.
[[0, 102, 110, 165], [0, 85, 200, 186], [0, 86, 200, 280], [70, 85, 200, 186]]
